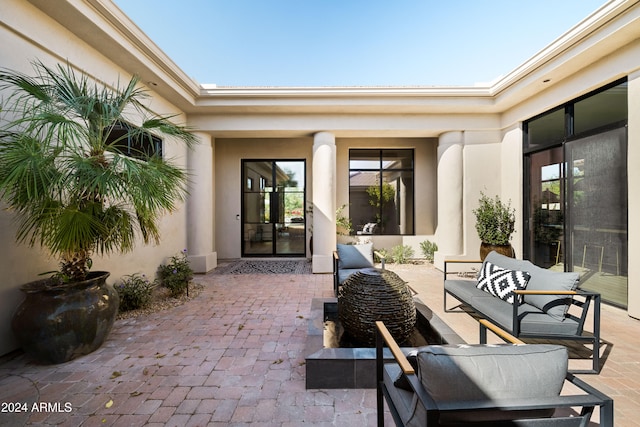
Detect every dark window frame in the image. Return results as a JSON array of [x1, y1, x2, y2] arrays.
[[522, 79, 628, 308], [348, 148, 415, 236], [524, 78, 627, 154]]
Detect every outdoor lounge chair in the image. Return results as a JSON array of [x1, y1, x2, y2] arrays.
[[333, 243, 386, 296], [375, 321, 613, 426]]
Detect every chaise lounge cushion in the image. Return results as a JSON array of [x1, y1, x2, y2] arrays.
[[336, 243, 374, 269], [484, 251, 579, 320], [409, 344, 567, 425]]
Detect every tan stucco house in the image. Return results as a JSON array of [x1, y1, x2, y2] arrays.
[[1, 0, 639, 356]]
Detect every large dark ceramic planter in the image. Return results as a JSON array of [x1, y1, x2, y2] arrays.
[[480, 242, 514, 261], [11, 271, 119, 364]]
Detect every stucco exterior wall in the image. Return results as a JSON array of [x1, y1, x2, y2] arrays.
[[0, 0, 191, 356], [461, 133, 503, 259]]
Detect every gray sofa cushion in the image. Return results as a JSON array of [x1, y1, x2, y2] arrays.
[[485, 251, 579, 320], [383, 363, 418, 425], [411, 344, 567, 424], [471, 296, 580, 336], [444, 279, 482, 302], [484, 251, 536, 276], [337, 243, 374, 269], [524, 264, 580, 320], [445, 279, 580, 336], [337, 268, 362, 285]]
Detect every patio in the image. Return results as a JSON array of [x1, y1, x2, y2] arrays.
[[0, 261, 638, 426]]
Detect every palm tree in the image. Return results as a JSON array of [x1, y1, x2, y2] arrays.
[[0, 61, 196, 283]]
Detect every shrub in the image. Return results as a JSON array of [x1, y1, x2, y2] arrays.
[[158, 250, 194, 297], [420, 240, 438, 263], [391, 244, 414, 264], [117, 274, 154, 311], [472, 192, 515, 245]]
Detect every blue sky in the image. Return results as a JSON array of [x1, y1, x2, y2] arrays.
[[114, 0, 607, 87]]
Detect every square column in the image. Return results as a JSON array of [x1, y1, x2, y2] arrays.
[[187, 132, 217, 272], [312, 132, 337, 273]]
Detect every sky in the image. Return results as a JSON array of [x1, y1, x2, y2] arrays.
[[114, 0, 607, 87]]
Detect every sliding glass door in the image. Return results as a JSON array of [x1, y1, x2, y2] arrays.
[[566, 128, 627, 306], [525, 147, 564, 270], [524, 79, 628, 307], [242, 160, 306, 257]]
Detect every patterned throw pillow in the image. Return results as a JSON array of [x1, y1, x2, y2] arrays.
[[477, 261, 531, 304]]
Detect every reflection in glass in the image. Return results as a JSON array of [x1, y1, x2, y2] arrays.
[[574, 81, 627, 135], [348, 149, 414, 235], [242, 160, 306, 256], [526, 108, 565, 150], [527, 147, 564, 269]]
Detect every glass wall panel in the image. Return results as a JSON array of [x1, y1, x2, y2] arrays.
[[349, 171, 380, 234], [574, 82, 627, 135], [349, 149, 414, 235], [567, 128, 627, 306], [523, 78, 627, 307], [382, 149, 414, 169], [525, 108, 565, 151], [526, 147, 564, 269]]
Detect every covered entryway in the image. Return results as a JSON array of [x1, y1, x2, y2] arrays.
[[242, 160, 306, 257]]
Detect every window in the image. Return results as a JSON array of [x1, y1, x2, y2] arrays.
[[349, 149, 414, 235], [523, 79, 628, 308], [104, 121, 162, 160], [524, 79, 628, 152], [524, 107, 565, 151]]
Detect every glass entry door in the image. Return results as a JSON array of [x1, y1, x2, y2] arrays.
[[242, 160, 306, 257]]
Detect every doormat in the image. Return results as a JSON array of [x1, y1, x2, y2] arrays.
[[213, 260, 312, 275]]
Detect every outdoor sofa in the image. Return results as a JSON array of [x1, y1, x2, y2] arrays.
[[375, 321, 613, 426], [444, 251, 602, 373]]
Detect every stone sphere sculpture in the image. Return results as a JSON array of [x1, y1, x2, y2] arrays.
[[338, 268, 416, 346]]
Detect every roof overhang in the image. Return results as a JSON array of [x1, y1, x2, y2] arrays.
[[26, 0, 640, 117]]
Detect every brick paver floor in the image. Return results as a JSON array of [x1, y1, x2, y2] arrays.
[[0, 265, 391, 426], [1, 261, 639, 426]]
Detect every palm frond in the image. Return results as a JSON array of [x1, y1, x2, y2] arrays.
[[0, 61, 195, 279]]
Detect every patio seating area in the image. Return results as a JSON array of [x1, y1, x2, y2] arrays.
[[0, 261, 639, 426]]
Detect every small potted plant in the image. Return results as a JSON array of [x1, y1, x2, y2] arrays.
[[0, 61, 195, 363], [472, 192, 516, 260]]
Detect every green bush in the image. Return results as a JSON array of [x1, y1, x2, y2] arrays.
[[158, 250, 194, 297], [390, 244, 414, 264], [117, 274, 154, 311], [472, 192, 515, 245], [420, 240, 438, 263]]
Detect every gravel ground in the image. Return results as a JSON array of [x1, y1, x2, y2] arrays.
[[116, 282, 204, 320]]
